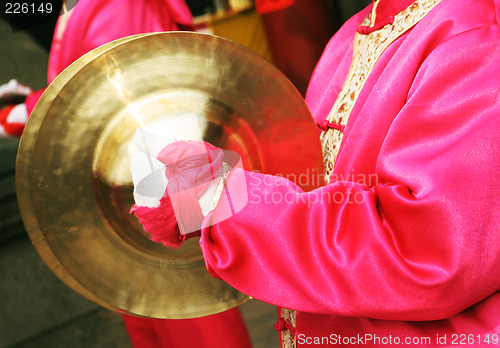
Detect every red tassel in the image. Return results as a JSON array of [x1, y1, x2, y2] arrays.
[[130, 195, 184, 248]]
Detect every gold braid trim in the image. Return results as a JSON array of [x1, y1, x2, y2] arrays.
[[280, 307, 297, 348], [211, 162, 231, 210], [320, 0, 442, 183]]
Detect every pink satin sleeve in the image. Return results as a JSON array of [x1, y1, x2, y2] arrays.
[[200, 26, 500, 321]]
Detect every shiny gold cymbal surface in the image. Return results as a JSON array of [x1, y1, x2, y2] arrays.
[[16, 32, 323, 319]]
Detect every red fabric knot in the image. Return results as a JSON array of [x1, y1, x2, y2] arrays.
[[357, 16, 395, 35], [316, 119, 345, 133], [131, 141, 225, 247], [158, 141, 224, 236], [274, 317, 296, 336]]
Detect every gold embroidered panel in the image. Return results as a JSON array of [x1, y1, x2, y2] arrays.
[[320, 0, 442, 183]]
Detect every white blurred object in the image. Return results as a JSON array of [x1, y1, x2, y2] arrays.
[[0, 79, 32, 98], [7, 103, 29, 123]]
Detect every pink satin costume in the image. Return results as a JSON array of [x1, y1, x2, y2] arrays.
[[200, 0, 500, 346]]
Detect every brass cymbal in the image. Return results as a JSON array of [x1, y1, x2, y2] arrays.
[[16, 32, 323, 319]]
